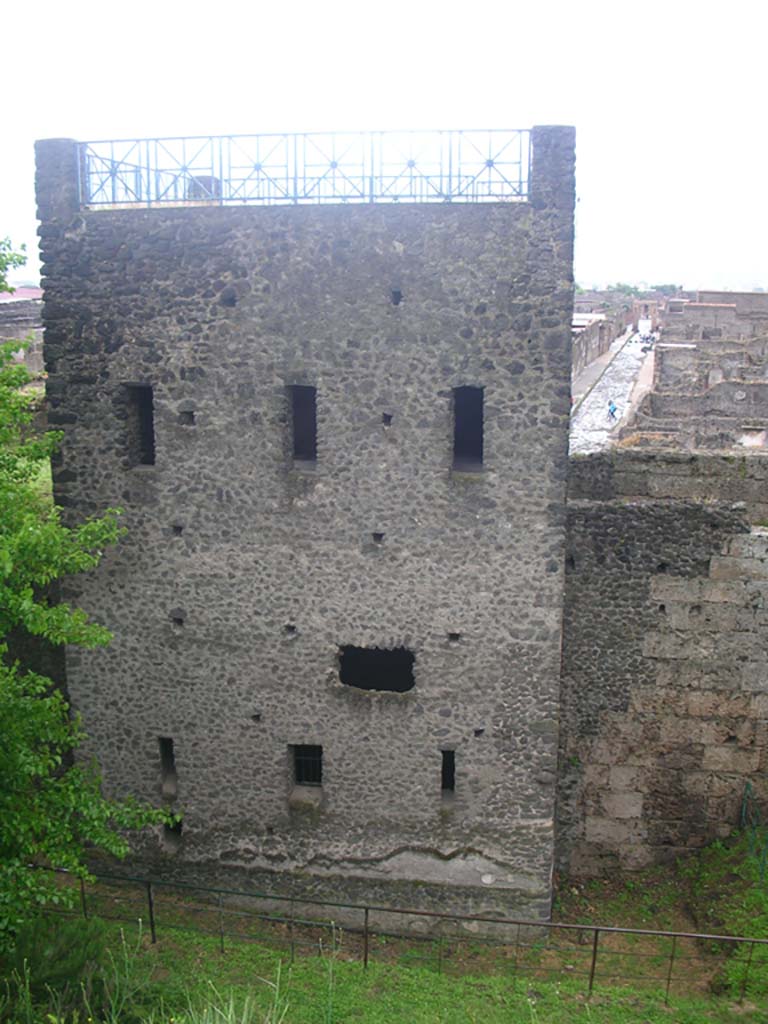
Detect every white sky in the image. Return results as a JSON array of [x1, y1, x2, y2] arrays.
[[4, 0, 767, 290]]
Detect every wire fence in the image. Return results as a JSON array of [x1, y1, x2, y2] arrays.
[[46, 867, 768, 1005]]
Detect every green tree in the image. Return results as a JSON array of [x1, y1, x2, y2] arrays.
[[0, 242, 167, 954], [0, 236, 27, 293]]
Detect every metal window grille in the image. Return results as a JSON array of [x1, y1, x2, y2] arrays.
[[77, 129, 531, 209], [293, 745, 322, 786]]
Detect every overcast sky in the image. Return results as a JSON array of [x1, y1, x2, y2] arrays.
[[4, 0, 766, 291]]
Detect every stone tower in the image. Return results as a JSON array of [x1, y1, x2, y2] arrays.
[[35, 126, 575, 923]]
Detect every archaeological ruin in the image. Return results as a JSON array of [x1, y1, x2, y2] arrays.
[[35, 127, 575, 923], [32, 128, 768, 925]]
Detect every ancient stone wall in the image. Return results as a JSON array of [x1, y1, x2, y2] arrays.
[[0, 298, 44, 374], [35, 127, 575, 923], [572, 317, 615, 377], [558, 450, 768, 875]]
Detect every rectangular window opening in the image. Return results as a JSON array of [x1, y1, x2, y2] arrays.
[[158, 736, 177, 799], [288, 385, 317, 462], [293, 744, 323, 786], [124, 383, 156, 466], [339, 645, 415, 693], [441, 750, 456, 794], [453, 386, 483, 470]]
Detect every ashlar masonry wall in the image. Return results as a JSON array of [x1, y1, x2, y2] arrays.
[[36, 127, 575, 923], [558, 450, 768, 875]]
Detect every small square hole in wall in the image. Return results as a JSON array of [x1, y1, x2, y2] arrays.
[[284, 624, 297, 637], [447, 633, 461, 644], [391, 289, 403, 306], [169, 609, 185, 628], [179, 410, 195, 426], [382, 413, 393, 426], [171, 524, 184, 537], [372, 532, 385, 544], [474, 728, 485, 737], [251, 712, 262, 722]]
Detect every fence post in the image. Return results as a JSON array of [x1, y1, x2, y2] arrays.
[[664, 934, 677, 1005], [217, 894, 225, 954], [79, 877, 88, 920], [146, 881, 157, 944], [289, 897, 295, 964], [363, 907, 369, 969], [588, 928, 600, 997], [740, 940, 756, 1004]]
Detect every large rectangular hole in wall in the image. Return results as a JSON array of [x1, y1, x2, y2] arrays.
[[441, 750, 456, 794], [292, 744, 323, 786], [124, 384, 156, 466], [339, 646, 415, 693], [158, 736, 177, 799], [453, 386, 483, 470], [288, 385, 317, 462]]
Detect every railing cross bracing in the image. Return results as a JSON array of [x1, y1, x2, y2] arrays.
[[77, 129, 531, 209]]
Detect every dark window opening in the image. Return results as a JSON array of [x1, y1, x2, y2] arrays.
[[289, 385, 317, 461], [284, 623, 297, 636], [124, 384, 155, 466], [453, 386, 484, 469], [171, 524, 184, 536], [372, 532, 385, 544], [158, 736, 177, 799], [474, 728, 485, 737], [441, 750, 456, 793], [163, 819, 182, 850], [170, 614, 184, 628], [391, 289, 403, 306], [657, 562, 669, 574], [339, 645, 415, 693], [382, 413, 393, 426], [447, 632, 460, 644], [179, 410, 195, 426], [293, 744, 322, 786]]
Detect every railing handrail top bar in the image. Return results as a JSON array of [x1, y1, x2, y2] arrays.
[[78, 128, 530, 147], [54, 866, 768, 945]]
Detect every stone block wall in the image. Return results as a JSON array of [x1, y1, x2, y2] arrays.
[[558, 450, 768, 875], [35, 127, 575, 923]]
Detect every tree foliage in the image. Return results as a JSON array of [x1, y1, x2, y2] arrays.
[[0, 236, 27, 293], [0, 242, 168, 953]]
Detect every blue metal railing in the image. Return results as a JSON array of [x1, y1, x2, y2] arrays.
[[77, 129, 531, 208]]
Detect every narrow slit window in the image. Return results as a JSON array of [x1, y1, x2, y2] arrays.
[[289, 385, 317, 462], [441, 750, 456, 793], [453, 386, 483, 469], [163, 819, 182, 850], [158, 736, 177, 799], [293, 744, 323, 786], [124, 384, 156, 466]]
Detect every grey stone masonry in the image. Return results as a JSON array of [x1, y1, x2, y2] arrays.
[[35, 127, 575, 925], [558, 450, 768, 876]]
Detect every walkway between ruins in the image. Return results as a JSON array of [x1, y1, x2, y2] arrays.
[[569, 332, 654, 455]]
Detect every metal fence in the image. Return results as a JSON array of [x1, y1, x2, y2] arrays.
[[77, 130, 531, 209], [49, 868, 768, 1004]]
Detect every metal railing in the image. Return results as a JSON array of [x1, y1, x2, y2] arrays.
[[77, 130, 531, 209], [47, 867, 768, 1004]]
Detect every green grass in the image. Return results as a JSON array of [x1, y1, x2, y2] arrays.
[[7, 831, 768, 1022]]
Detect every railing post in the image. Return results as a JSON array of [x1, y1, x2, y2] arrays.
[[289, 897, 296, 963], [664, 934, 677, 1005], [79, 877, 88, 919], [217, 894, 225, 954], [363, 907, 369, 969], [740, 940, 756, 1004], [588, 927, 599, 997], [146, 881, 157, 944]]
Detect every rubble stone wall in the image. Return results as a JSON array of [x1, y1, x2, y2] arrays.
[[35, 128, 575, 923], [558, 450, 768, 875]]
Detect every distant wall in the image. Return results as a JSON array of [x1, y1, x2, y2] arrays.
[[572, 318, 615, 377], [558, 450, 768, 875], [0, 299, 44, 374]]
